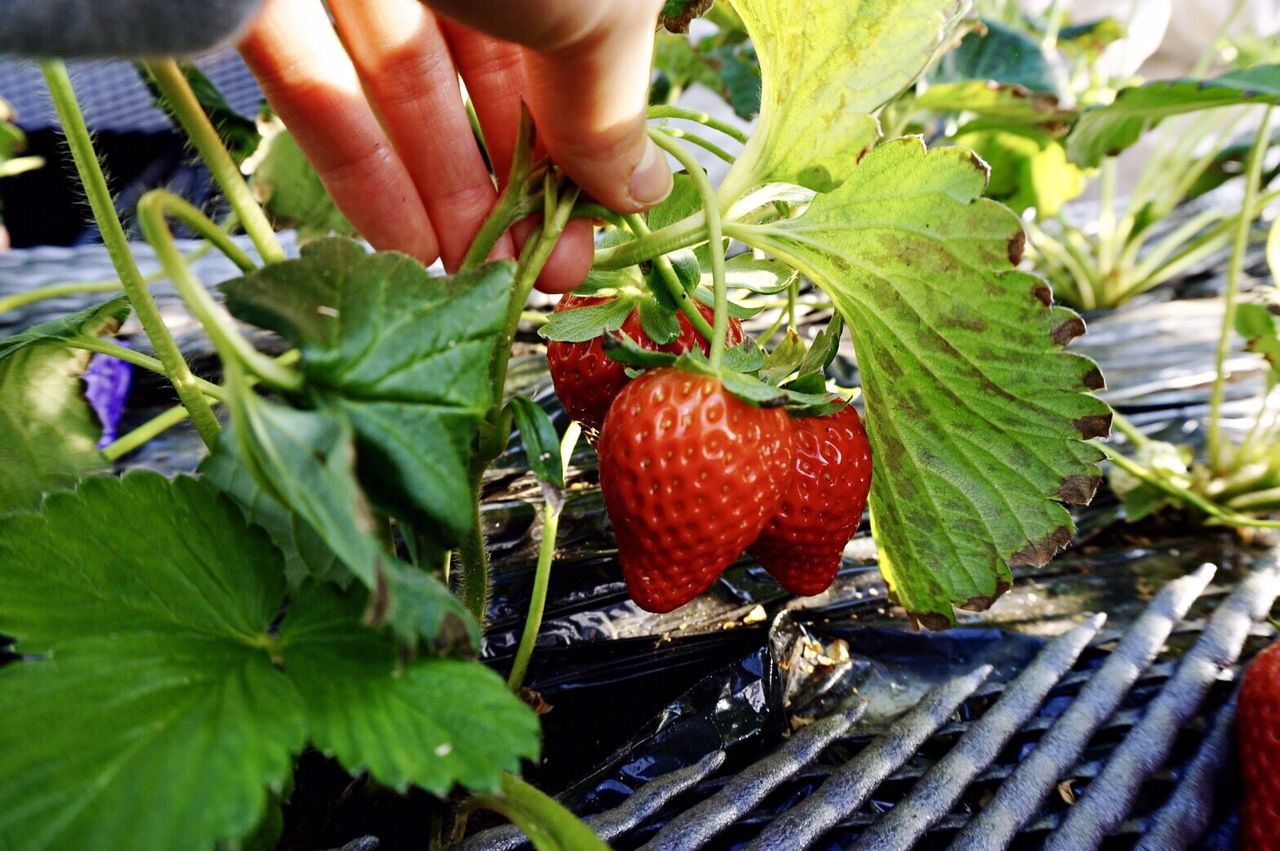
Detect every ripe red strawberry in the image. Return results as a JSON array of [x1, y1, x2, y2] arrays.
[[1240, 639, 1280, 851], [750, 405, 872, 596], [546, 294, 744, 432], [597, 368, 793, 613]]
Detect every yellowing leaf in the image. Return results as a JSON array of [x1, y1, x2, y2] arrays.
[[720, 0, 967, 198], [737, 138, 1110, 625]]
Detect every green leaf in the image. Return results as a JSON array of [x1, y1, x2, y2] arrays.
[[760, 329, 808, 384], [539, 295, 636, 342], [721, 254, 796, 294], [1058, 17, 1126, 59], [0, 472, 538, 851], [722, 0, 967, 195], [509, 396, 565, 489], [933, 17, 1057, 94], [1237, 301, 1280, 382], [199, 428, 345, 588], [249, 120, 355, 239], [230, 393, 478, 651], [744, 138, 1110, 626], [916, 81, 1075, 127], [637, 294, 682, 345], [0, 472, 307, 851], [692, 287, 762, 319], [724, 338, 766, 373], [795, 313, 844, 377], [601, 332, 679, 369], [1067, 65, 1280, 168], [0, 299, 127, 514], [0, 296, 130, 361], [648, 173, 702, 232], [281, 585, 540, 795], [956, 127, 1087, 216], [222, 238, 513, 544]]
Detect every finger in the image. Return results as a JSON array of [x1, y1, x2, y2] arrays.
[[444, 23, 592, 291], [426, 0, 672, 214], [329, 0, 512, 270], [237, 0, 438, 263], [439, 20, 526, 185]]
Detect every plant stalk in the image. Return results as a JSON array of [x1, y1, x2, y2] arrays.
[[1208, 107, 1273, 474], [651, 128, 728, 369], [42, 60, 222, 448], [137, 190, 303, 391], [593, 211, 708, 269], [508, 423, 580, 692], [472, 773, 609, 851], [623, 213, 714, 341], [142, 59, 286, 264]]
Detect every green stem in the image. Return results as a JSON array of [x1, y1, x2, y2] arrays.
[[0, 228, 230, 316], [142, 60, 285, 264], [650, 128, 728, 369], [461, 110, 540, 271], [471, 773, 609, 851], [1108, 410, 1150, 447], [137, 190, 303, 391], [461, 178, 581, 626], [0, 280, 122, 315], [98, 348, 299, 461], [508, 422, 581, 691], [593, 212, 707, 269], [1097, 157, 1119, 297], [786, 272, 798, 330], [66, 335, 229, 401], [1208, 107, 1273, 475], [101, 403, 193, 461], [646, 104, 749, 143], [653, 126, 735, 164], [1099, 443, 1280, 529], [458, 486, 490, 624], [623, 213, 714, 341], [42, 60, 222, 449]]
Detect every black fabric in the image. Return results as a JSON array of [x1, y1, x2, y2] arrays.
[[0, 0, 264, 57]]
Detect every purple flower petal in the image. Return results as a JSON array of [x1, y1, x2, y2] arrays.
[[83, 344, 133, 449]]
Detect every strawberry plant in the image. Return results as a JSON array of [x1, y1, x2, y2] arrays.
[[0, 0, 1113, 846]]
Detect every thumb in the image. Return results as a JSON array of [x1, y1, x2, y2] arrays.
[[426, 0, 672, 213]]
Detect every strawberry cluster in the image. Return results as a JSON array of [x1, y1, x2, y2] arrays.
[[547, 296, 873, 612]]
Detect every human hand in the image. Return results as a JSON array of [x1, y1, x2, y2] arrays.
[[237, 0, 672, 291]]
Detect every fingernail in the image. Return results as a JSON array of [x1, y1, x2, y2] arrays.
[[628, 139, 673, 208]]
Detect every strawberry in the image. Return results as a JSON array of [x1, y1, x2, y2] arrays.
[[750, 404, 872, 596], [1240, 639, 1280, 851], [546, 294, 743, 432], [597, 368, 793, 613]]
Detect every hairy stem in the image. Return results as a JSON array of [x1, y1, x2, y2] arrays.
[[142, 60, 285, 264], [137, 191, 303, 391], [1208, 107, 1273, 474], [42, 60, 222, 448], [458, 485, 490, 624], [651, 128, 728, 369], [66, 335, 229, 401]]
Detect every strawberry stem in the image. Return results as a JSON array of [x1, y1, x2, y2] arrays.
[[650, 128, 728, 371], [623, 213, 715, 341]]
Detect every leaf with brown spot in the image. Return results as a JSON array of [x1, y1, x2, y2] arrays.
[[739, 138, 1110, 627]]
